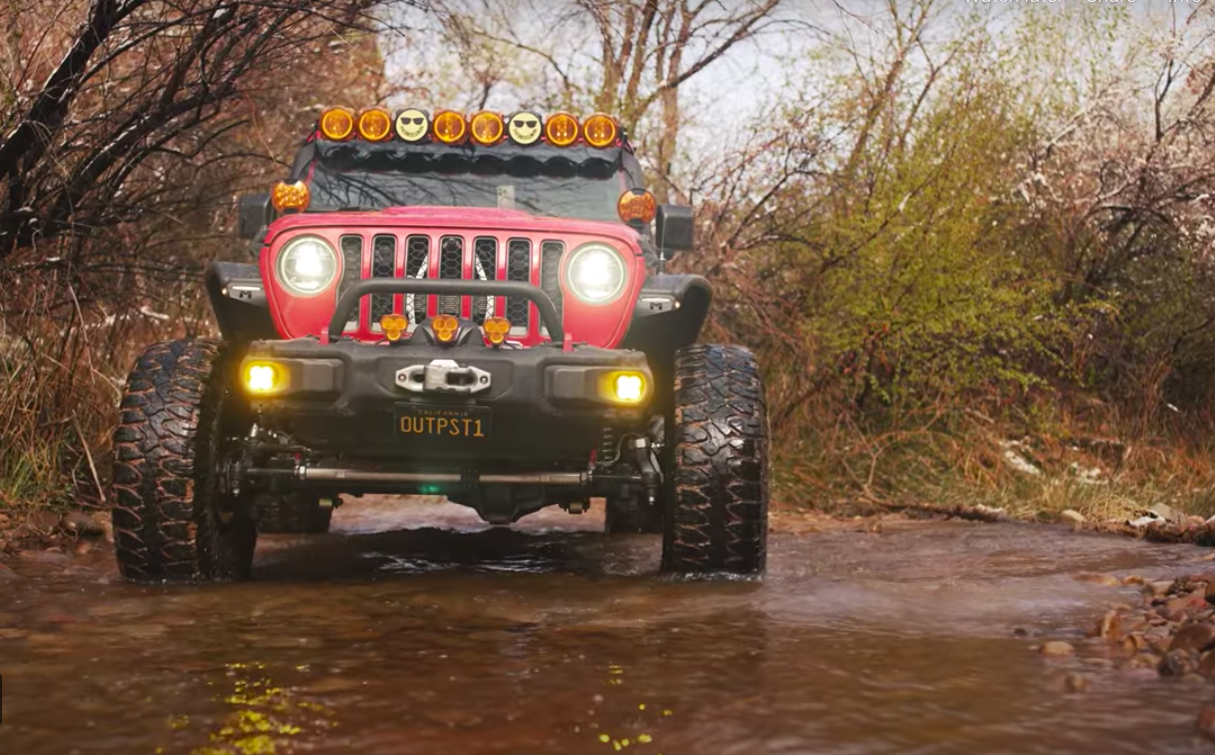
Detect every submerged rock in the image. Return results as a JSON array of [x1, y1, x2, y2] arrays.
[[1073, 573, 1121, 588], [1064, 672, 1091, 693], [1198, 704, 1215, 743], [59, 511, 107, 538], [1040, 641, 1075, 658]]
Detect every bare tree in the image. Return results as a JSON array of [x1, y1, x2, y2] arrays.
[[0, 0, 391, 262], [0, 0, 394, 508], [393, 0, 796, 200]]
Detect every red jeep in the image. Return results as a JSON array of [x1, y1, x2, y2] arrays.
[[110, 107, 769, 581]]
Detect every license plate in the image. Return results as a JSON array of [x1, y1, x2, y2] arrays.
[[395, 404, 492, 439]]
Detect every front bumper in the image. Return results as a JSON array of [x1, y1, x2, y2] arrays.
[[239, 337, 653, 462]]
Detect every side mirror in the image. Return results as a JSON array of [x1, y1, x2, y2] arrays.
[[237, 193, 272, 240], [655, 204, 694, 258]]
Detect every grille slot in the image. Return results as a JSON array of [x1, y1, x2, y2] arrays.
[[540, 240, 565, 335], [369, 234, 396, 328], [339, 235, 362, 330], [472, 237, 497, 324], [438, 236, 463, 316], [505, 238, 531, 332], [404, 234, 429, 324]]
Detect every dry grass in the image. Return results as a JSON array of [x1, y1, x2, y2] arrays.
[[772, 394, 1215, 525], [0, 267, 210, 519]]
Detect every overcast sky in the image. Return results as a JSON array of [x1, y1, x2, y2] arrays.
[[379, 0, 1206, 155]]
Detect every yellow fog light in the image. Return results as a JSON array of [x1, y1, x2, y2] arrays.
[[608, 371, 646, 404], [380, 313, 408, 342], [482, 316, 511, 345], [432, 314, 460, 344], [244, 362, 283, 394]]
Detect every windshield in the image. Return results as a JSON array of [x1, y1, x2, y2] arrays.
[[304, 143, 630, 223]]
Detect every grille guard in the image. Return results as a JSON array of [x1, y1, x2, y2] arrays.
[[328, 278, 565, 342]]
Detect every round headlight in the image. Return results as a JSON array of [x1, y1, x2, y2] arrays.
[[565, 244, 627, 304], [276, 236, 338, 296]]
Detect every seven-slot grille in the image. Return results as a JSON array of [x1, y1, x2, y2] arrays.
[[336, 233, 566, 338]]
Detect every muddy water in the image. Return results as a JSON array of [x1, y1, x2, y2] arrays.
[[1, 499, 1213, 755]]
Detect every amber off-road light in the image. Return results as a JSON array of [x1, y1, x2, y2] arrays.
[[617, 189, 656, 225], [357, 107, 393, 142], [271, 181, 311, 213], [545, 112, 580, 147], [432, 314, 460, 343], [432, 110, 468, 144], [379, 313, 408, 342], [602, 371, 647, 405], [244, 361, 284, 394], [582, 113, 618, 148], [482, 317, 511, 346], [319, 106, 355, 141], [469, 111, 505, 146]]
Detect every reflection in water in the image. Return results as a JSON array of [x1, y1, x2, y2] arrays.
[[0, 499, 1213, 755], [184, 661, 335, 755]]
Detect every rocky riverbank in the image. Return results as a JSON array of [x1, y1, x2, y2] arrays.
[[0, 508, 110, 576], [1035, 566, 1215, 741]]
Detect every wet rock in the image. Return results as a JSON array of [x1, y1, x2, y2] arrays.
[[1150, 503, 1178, 522], [1159, 650, 1198, 677], [1064, 672, 1091, 693], [1060, 509, 1085, 525], [1094, 610, 1123, 641], [1163, 592, 1207, 622], [1040, 641, 1075, 658], [1198, 651, 1215, 680], [0, 512, 10, 529], [1073, 573, 1120, 588], [16, 549, 70, 564], [0, 562, 19, 580], [1148, 581, 1174, 597], [1198, 704, 1215, 743], [1170, 624, 1215, 653], [1204, 581, 1215, 605], [1122, 575, 1145, 586], [59, 511, 106, 538]]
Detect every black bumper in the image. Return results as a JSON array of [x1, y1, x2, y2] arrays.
[[240, 337, 653, 462]]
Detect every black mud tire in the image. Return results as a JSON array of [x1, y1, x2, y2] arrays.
[[604, 495, 662, 534], [110, 339, 256, 582], [660, 344, 769, 575], [258, 494, 333, 534]]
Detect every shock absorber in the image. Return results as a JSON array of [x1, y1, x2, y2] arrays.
[[630, 436, 660, 507]]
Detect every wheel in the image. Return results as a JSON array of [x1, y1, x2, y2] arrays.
[[604, 495, 662, 534], [660, 344, 769, 575], [110, 339, 256, 582], [258, 493, 333, 534]]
